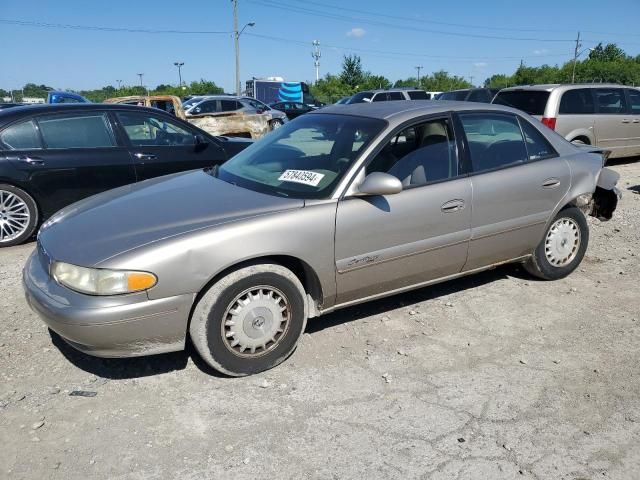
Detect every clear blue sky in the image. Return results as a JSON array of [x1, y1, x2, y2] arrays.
[[1, 0, 639, 92]]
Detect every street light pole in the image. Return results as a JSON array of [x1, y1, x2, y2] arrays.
[[174, 62, 184, 86], [232, 0, 255, 96], [415, 65, 423, 88]]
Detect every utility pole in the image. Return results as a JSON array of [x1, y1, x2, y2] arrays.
[[232, 0, 255, 96], [116, 79, 123, 90], [415, 65, 423, 87], [469, 75, 474, 87], [572, 31, 581, 83], [311, 40, 321, 83], [174, 62, 184, 86], [137, 73, 147, 95]]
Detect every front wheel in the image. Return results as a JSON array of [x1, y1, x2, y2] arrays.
[[0, 184, 38, 247], [270, 118, 284, 130], [524, 207, 589, 280], [190, 264, 307, 376]]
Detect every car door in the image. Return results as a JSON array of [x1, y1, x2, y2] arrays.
[[334, 116, 472, 305], [114, 110, 227, 180], [456, 112, 571, 271], [592, 88, 630, 157], [624, 88, 640, 156], [1, 111, 136, 218]]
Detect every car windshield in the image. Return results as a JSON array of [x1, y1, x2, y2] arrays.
[[439, 91, 469, 101], [493, 91, 550, 115], [218, 114, 386, 199]]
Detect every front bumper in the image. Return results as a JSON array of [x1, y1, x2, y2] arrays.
[[23, 250, 195, 358]]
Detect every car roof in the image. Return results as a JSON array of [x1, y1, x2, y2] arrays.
[[0, 103, 177, 125], [312, 100, 524, 122], [498, 83, 628, 92]]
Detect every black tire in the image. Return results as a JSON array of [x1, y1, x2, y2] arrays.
[[524, 207, 589, 280], [0, 184, 38, 248], [189, 264, 307, 376], [270, 118, 284, 130]]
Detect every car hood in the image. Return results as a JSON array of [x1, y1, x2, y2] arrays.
[[38, 170, 304, 267]]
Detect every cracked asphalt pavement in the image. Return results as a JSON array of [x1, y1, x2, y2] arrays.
[[1, 160, 639, 480]]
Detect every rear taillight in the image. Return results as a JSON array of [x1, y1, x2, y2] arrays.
[[541, 117, 557, 130]]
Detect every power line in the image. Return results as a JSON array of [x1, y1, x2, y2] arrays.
[[293, 0, 640, 38], [0, 18, 231, 34], [248, 0, 575, 42]]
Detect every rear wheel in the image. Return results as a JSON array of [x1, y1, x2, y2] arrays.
[[270, 118, 284, 130], [0, 184, 38, 247], [190, 264, 307, 376], [524, 207, 588, 280]]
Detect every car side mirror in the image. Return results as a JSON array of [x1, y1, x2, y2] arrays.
[[357, 172, 402, 196], [194, 134, 208, 152]]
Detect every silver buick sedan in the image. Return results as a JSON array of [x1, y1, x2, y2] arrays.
[[23, 101, 620, 376]]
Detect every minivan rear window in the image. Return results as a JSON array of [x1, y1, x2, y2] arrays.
[[408, 90, 429, 100], [492, 91, 550, 115]]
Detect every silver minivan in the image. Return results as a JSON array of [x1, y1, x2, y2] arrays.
[[493, 84, 640, 158]]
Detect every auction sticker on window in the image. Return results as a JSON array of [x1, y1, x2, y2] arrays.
[[278, 170, 325, 187]]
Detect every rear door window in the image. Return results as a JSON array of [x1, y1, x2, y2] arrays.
[[37, 113, 115, 149], [387, 92, 405, 101], [594, 88, 628, 114], [440, 91, 469, 101], [467, 90, 490, 103], [372, 93, 388, 102], [117, 112, 196, 146], [220, 100, 241, 112], [492, 90, 550, 115], [626, 89, 640, 114], [518, 118, 557, 161], [458, 113, 528, 173], [559, 89, 595, 114], [0, 120, 43, 150], [407, 90, 428, 100]]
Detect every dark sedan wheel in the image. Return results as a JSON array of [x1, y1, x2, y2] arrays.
[[0, 184, 38, 247], [190, 264, 307, 376], [524, 207, 588, 280]]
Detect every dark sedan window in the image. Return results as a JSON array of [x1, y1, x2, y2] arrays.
[[407, 91, 429, 100], [117, 113, 196, 146], [0, 120, 42, 150], [38, 113, 115, 149], [467, 90, 490, 103], [440, 91, 469, 101], [459, 113, 528, 173]]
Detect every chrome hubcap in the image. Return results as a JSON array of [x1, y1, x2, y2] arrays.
[[0, 190, 30, 243], [545, 218, 580, 267], [221, 286, 291, 357]]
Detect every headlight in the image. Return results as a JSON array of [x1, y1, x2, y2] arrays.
[[51, 262, 157, 296]]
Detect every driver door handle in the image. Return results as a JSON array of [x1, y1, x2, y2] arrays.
[[542, 177, 561, 188], [133, 152, 157, 160], [441, 199, 465, 213], [6, 155, 45, 166]]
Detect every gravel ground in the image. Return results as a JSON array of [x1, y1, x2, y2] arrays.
[[1, 159, 639, 480]]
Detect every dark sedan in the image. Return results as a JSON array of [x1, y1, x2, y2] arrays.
[[269, 101, 315, 120], [0, 104, 251, 246]]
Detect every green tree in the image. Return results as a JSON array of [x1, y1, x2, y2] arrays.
[[588, 43, 628, 62], [360, 74, 392, 90], [310, 74, 351, 103], [340, 54, 365, 89]]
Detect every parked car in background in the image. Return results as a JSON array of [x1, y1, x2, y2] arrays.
[[24, 101, 619, 376], [269, 101, 315, 120], [0, 103, 252, 246], [240, 97, 288, 129], [492, 84, 640, 159], [335, 96, 351, 105], [106, 95, 271, 139], [425, 91, 442, 99], [438, 88, 499, 103], [345, 88, 430, 104], [47, 91, 90, 104]]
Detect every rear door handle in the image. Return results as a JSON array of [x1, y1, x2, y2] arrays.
[[441, 199, 465, 213], [6, 155, 45, 166], [133, 152, 157, 160], [542, 177, 561, 188]]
